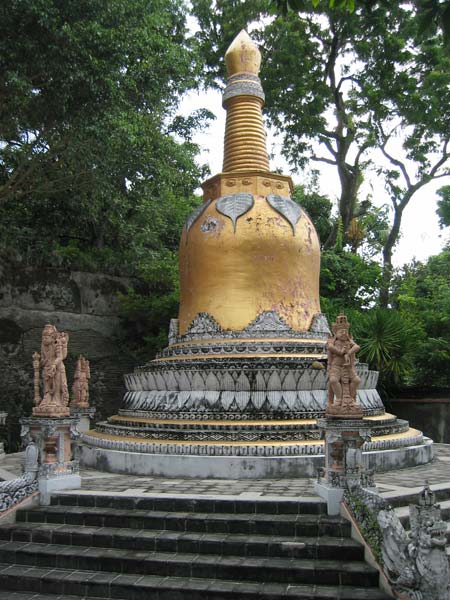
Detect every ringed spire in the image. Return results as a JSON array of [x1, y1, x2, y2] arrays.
[[222, 30, 269, 173]]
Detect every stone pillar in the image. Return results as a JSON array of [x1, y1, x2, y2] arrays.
[[20, 416, 81, 504], [314, 417, 373, 515]]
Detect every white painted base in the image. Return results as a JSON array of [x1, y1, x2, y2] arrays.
[[39, 474, 81, 505], [314, 482, 344, 515], [80, 437, 433, 479]]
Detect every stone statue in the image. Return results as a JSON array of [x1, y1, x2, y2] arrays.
[[326, 313, 363, 418], [378, 484, 450, 600], [33, 324, 70, 417], [71, 355, 90, 408]]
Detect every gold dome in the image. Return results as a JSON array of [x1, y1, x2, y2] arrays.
[[178, 31, 321, 336], [179, 193, 321, 335]]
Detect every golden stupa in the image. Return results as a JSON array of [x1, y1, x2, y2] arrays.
[[81, 31, 431, 478], [179, 30, 321, 335]]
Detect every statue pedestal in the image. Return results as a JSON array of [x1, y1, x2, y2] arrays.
[[314, 417, 374, 515], [20, 416, 81, 504], [70, 406, 96, 433]]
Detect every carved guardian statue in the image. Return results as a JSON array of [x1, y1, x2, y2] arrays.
[[326, 314, 363, 418], [33, 324, 70, 417]]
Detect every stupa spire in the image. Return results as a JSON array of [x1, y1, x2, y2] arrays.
[[222, 30, 269, 172]]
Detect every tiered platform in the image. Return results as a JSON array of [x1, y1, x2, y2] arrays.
[[81, 312, 432, 477]]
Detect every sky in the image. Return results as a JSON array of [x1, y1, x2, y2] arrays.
[[180, 86, 449, 269]]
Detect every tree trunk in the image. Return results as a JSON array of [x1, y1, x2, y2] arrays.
[[323, 162, 361, 250], [380, 205, 403, 308]]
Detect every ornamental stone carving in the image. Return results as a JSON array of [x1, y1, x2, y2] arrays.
[[244, 310, 292, 334], [216, 193, 254, 231], [346, 483, 450, 600], [33, 324, 70, 417], [168, 319, 179, 346], [71, 355, 90, 408], [266, 194, 302, 235], [184, 313, 223, 339], [326, 314, 363, 419], [310, 313, 331, 336], [185, 199, 212, 234]]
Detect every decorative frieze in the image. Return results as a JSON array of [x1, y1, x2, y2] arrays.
[[177, 310, 330, 344]]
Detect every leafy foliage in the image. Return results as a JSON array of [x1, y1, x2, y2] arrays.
[[0, 0, 207, 275], [344, 491, 383, 565], [437, 185, 450, 228], [320, 250, 381, 312], [352, 309, 415, 395], [292, 184, 333, 246], [392, 249, 450, 388], [192, 1, 450, 306]]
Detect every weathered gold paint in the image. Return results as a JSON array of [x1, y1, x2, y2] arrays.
[[178, 31, 321, 336], [202, 172, 293, 202], [110, 414, 391, 426], [223, 96, 269, 172], [222, 32, 269, 173], [179, 195, 321, 334], [225, 30, 261, 76]]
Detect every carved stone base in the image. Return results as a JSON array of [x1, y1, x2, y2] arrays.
[[20, 416, 81, 502], [315, 417, 374, 514], [325, 404, 364, 419], [33, 404, 70, 418]]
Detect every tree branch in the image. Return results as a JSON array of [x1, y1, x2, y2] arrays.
[[336, 75, 362, 93], [311, 155, 338, 166]]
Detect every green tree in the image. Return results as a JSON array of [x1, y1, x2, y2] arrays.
[[292, 184, 333, 246], [192, 1, 450, 306], [437, 185, 450, 227], [392, 249, 450, 388], [0, 0, 208, 275], [353, 309, 415, 396]]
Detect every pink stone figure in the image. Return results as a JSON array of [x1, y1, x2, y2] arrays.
[[33, 324, 70, 417], [71, 355, 90, 408], [326, 313, 363, 418]]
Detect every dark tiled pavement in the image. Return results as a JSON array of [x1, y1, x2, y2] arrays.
[[1, 443, 449, 501]]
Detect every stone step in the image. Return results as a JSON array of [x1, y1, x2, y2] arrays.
[[16, 506, 350, 537], [0, 564, 391, 599], [0, 522, 364, 560], [51, 492, 326, 515], [0, 540, 379, 586]]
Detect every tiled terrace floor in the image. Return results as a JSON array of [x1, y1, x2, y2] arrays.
[[1, 443, 449, 501]]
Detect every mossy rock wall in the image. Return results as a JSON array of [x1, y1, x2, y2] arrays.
[[0, 265, 135, 451]]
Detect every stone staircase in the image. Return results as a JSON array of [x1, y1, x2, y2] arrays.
[[0, 492, 390, 599]]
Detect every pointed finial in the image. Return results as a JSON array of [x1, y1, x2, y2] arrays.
[[225, 30, 261, 77]]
